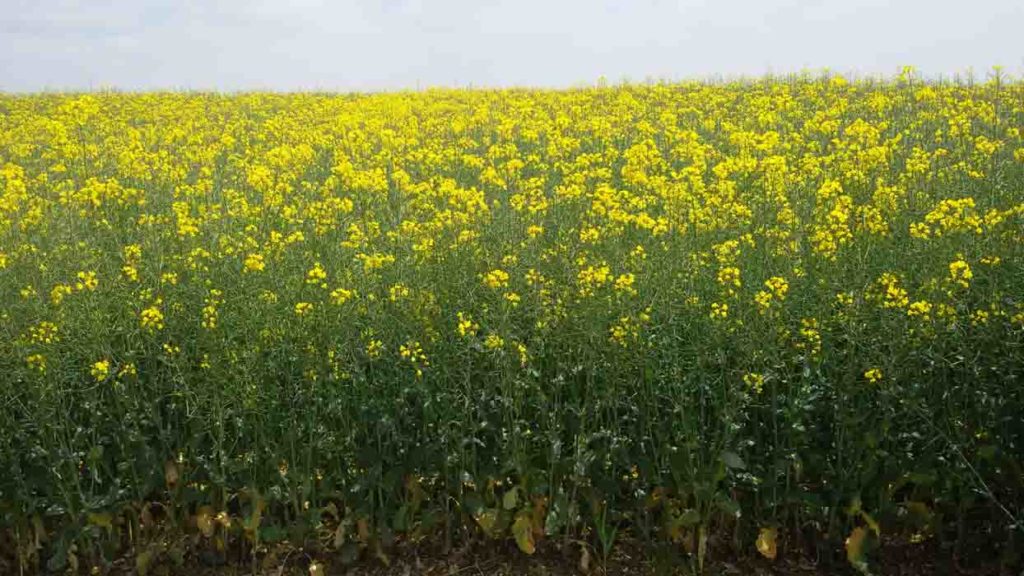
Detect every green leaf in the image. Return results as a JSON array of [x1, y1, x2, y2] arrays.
[[679, 508, 701, 527], [502, 487, 519, 510], [135, 550, 153, 576], [87, 511, 113, 531], [475, 508, 499, 537], [721, 451, 746, 470]]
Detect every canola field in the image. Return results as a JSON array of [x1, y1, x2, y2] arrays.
[[1, 75, 1023, 571]]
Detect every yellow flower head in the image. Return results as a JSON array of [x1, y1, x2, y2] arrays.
[[864, 368, 883, 384], [244, 253, 265, 273], [949, 260, 972, 289], [482, 268, 510, 290], [457, 312, 479, 338], [140, 305, 165, 331], [91, 360, 110, 382], [743, 372, 765, 394]]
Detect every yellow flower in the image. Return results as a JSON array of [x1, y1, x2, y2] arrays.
[[122, 264, 139, 282], [75, 271, 98, 291], [797, 318, 822, 357], [399, 340, 429, 377], [140, 304, 165, 331], [457, 312, 479, 337], [755, 276, 789, 313], [743, 372, 765, 394], [306, 262, 327, 286], [388, 283, 410, 302], [515, 342, 529, 367], [907, 300, 933, 320], [613, 273, 637, 296], [118, 363, 137, 378], [482, 268, 510, 290], [90, 360, 110, 382], [366, 339, 384, 359], [294, 302, 314, 316], [864, 368, 883, 384], [484, 333, 505, 350], [29, 321, 60, 344], [330, 287, 355, 305], [50, 283, 73, 306], [244, 253, 265, 273], [948, 260, 973, 289], [577, 264, 611, 297], [717, 266, 742, 289], [710, 302, 729, 320], [26, 353, 47, 373]]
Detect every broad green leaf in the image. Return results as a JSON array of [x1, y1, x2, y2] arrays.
[[679, 508, 700, 527], [502, 487, 519, 510], [721, 451, 745, 470]]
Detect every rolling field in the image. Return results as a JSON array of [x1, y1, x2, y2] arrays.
[[2, 74, 1023, 573]]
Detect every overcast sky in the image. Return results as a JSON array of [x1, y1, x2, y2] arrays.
[[1, 0, 1022, 92]]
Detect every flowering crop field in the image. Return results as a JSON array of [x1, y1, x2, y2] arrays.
[[2, 75, 1023, 573]]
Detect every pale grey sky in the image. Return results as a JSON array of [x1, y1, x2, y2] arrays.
[[1, 0, 1022, 91]]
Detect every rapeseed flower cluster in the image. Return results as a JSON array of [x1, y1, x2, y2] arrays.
[[2, 77, 1023, 565]]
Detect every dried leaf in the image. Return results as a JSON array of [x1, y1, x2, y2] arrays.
[[333, 522, 347, 549], [578, 541, 591, 573], [196, 505, 215, 537], [697, 525, 708, 572], [530, 496, 547, 538], [373, 541, 390, 566], [140, 504, 154, 529], [356, 517, 370, 543], [164, 460, 179, 490]]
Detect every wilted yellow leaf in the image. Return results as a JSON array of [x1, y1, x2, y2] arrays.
[[87, 512, 113, 531], [511, 513, 536, 554], [845, 526, 870, 573], [164, 460, 179, 490], [356, 517, 370, 543], [756, 526, 777, 559]]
